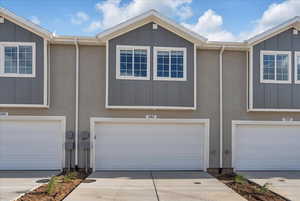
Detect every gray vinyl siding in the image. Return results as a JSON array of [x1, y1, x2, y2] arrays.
[[252, 28, 300, 109], [108, 22, 194, 107], [0, 45, 76, 169], [0, 18, 45, 105]]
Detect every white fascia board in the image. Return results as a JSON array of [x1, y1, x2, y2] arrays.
[[0, 115, 65, 121], [205, 41, 249, 49], [248, 108, 300, 112], [96, 9, 207, 44], [51, 36, 102, 45], [0, 104, 49, 108], [105, 105, 196, 110], [0, 7, 53, 39], [90, 117, 209, 124], [232, 120, 300, 126], [246, 16, 300, 45]]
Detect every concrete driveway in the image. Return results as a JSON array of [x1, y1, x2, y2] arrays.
[[240, 171, 300, 201], [64, 171, 246, 201], [0, 171, 58, 201]]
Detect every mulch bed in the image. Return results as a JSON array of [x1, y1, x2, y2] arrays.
[[16, 171, 87, 201], [213, 173, 288, 201]]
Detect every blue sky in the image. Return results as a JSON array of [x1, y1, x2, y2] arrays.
[[0, 0, 297, 41]]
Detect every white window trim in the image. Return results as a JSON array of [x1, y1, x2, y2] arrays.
[[0, 42, 36, 78], [116, 45, 150, 80], [260, 50, 291, 84], [294, 51, 300, 84], [153, 47, 187, 81]]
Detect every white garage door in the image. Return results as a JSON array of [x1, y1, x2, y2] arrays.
[[233, 121, 300, 171], [91, 118, 209, 171], [0, 116, 65, 170]]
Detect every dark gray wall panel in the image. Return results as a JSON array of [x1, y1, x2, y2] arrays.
[[108, 22, 194, 107], [252, 28, 300, 109], [292, 85, 300, 107], [0, 18, 44, 105]]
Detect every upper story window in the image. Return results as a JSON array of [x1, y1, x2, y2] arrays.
[[295, 52, 300, 84], [0, 42, 36, 77], [116, 45, 150, 80], [260, 50, 291, 84], [153, 47, 187, 81]]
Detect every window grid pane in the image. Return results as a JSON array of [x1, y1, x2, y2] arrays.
[[120, 50, 133, 76], [263, 54, 275, 80], [276, 54, 289, 81], [19, 46, 33, 74], [157, 51, 169, 77], [297, 56, 300, 81], [4, 46, 18, 73], [134, 49, 147, 77], [170, 51, 184, 78]]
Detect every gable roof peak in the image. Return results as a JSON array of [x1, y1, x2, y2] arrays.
[[96, 9, 207, 44], [246, 15, 300, 45], [0, 7, 53, 39]]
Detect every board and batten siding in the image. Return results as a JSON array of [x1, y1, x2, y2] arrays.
[[107, 22, 195, 108], [252, 28, 300, 109], [79, 46, 220, 169], [0, 18, 45, 105]]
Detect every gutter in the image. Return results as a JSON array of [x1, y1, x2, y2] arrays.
[[74, 38, 79, 167], [219, 46, 225, 169]]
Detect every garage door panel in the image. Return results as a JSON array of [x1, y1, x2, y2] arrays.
[[234, 123, 300, 171], [0, 118, 64, 170], [94, 120, 207, 170]]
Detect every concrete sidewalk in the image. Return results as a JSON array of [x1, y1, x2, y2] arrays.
[[0, 171, 58, 201], [240, 171, 300, 201], [64, 171, 246, 201]]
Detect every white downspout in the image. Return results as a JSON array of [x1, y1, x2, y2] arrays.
[[219, 46, 225, 169], [75, 38, 79, 167]]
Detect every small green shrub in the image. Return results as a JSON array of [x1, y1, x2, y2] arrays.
[[257, 182, 272, 193], [63, 172, 78, 182], [46, 176, 58, 195], [234, 174, 247, 184]]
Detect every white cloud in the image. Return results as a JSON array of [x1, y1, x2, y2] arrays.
[[29, 16, 40, 25], [71, 11, 90, 25], [181, 0, 300, 41], [85, 0, 300, 41], [85, 0, 193, 32], [182, 9, 236, 41], [241, 0, 300, 39]]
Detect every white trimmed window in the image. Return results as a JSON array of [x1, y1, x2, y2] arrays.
[[116, 45, 150, 80], [294, 52, 300, 84], [153, 47, 187, 81], [260, 50, 291, 83], [0, 42, 36, 77]]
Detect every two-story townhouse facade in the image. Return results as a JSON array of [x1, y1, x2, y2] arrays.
[[0, 7, 300, 172]]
